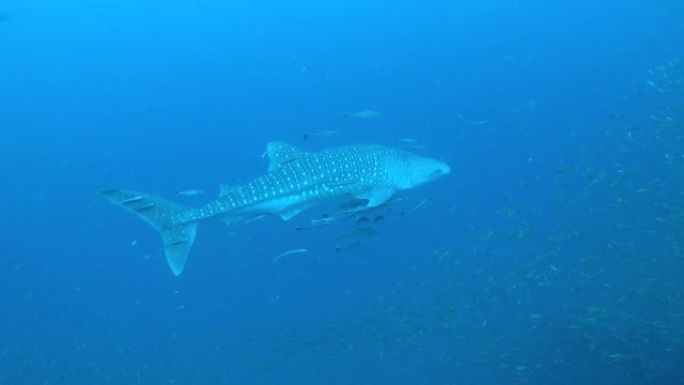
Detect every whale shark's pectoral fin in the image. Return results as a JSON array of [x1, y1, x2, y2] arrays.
[[355, 187, 396, 208], [279, 206, 309, 220]]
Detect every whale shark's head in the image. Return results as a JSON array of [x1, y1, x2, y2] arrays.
[[388, 151, 450, 190]]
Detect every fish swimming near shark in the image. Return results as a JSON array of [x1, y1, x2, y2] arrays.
[[96, 141, 450, 275], [343, 109, 382, 119]]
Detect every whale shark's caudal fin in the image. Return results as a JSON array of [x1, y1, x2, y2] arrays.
[[95, 186, 198, 276]]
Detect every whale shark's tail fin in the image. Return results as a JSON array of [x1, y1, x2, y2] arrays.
[[95, 186, 197, 276]]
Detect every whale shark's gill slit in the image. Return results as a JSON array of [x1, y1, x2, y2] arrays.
[[135, 203, 156, 212], [327, 179, 358, 188], [98, 187, 119, 195]]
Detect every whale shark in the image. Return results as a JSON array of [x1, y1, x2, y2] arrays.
[[96, 141, 450, 275]]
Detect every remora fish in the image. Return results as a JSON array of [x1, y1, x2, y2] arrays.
[[96, 142, 450, 275], [302, 130, 339, 140], [343, 109, 382, 119], [175, 189, 204, 196]]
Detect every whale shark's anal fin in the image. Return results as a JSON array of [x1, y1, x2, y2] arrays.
[[95, 186, 197, 276]]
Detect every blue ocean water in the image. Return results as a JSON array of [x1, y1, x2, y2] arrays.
[[1, 0, 683, 383]]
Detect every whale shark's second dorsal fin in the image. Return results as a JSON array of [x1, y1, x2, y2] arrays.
[[266, 142, 305, 172], [219, 183, 240, 198]]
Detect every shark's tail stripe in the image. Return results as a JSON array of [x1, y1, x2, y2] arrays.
[[95, 186, 197, 276]]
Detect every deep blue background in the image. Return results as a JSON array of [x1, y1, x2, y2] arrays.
[[1, 0, 683, 384]]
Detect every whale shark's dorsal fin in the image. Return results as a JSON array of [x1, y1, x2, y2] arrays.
[[219, 183, 239, 198], [266, 142, 305, 172]]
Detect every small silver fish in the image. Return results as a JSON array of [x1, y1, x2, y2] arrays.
[[397, 138, 419, 144], [303, 130, 339, 140], [272, 248, 308, 262], [343, 109, 381, 119], [175, 189, 204, 197]]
